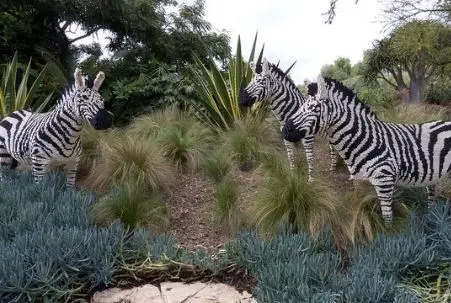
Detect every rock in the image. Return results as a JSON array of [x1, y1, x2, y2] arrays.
[[160, 281, 252, 303], [91, 284, 162, 303]]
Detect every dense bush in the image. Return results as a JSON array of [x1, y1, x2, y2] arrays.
[[229, 201, 451, 302]]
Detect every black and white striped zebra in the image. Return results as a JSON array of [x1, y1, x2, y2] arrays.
[[239, 57, 340, 182], [282, 76, 450, 225], [0, 68, 113, 187]]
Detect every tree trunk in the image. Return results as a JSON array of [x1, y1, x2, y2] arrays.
[[408, 76, 426, 104]]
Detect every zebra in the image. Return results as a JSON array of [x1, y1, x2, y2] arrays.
[[239, 57, 341, 182], [282, 76, 451, 226], [0, 68, 113, 187]]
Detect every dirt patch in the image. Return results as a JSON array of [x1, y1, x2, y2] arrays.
[[166, 172, 229, 252]]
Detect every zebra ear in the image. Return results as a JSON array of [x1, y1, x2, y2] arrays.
[[250, 62, 256, 73], [74, 68, 84, 89], [262, 58, 270, 75], [93, 71, 105, 91]]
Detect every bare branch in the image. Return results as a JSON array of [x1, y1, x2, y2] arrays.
[[68, 27, 102, 44]]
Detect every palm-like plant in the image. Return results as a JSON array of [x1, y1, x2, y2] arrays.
[[0, 52, 53, 118], [188, 32, 266, 129]]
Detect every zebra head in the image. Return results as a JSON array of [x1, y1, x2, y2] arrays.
[[73, 68, 113, 130], [282, 80, 326, 142], [239, 57, 282, 107]]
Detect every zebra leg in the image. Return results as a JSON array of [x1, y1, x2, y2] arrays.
[[283, 139, 297, 170], [0, 142, 13, 180], [329, 144, 337, 171], [65, 160, 79, 188], [31, 158, 50, 184], [302, 136, 315, 183], [426, 185, 436, 208], [373, 178, 396, 227]]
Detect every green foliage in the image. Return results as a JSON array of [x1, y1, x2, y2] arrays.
[[230, 202, 451, 302], [214, 176, 243, 234], [188, 32, 266, 129], [221, 115, 280, 171], [157, 112, 214, 173], [320, 57, 353, 81], [0, 171, 231, 301], [84, 129, 176, 193], [91, 183, 168, 231], [360, 20, 451, 103], [202, 150, 232, 183], [0, 52, 53, 117], [251, 152, 342, 236], [379, 103, 448, 123]]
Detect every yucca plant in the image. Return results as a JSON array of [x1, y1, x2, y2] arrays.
[[251, 152, 342, 237], [0, 52, 53, 118], [91, 182, 169, 232], [188, 32, 268, 129], [83, 129, 176, 193]]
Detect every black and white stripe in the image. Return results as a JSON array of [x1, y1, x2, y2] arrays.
[[239, 58, 340, 182], [0, 68, 113, 187], [283, 76, 450, 225]]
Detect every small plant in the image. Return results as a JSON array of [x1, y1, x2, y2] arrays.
[[214, 175, 243, 234], [251, 152, 342, 236], [157, 117, 214, 173], [202, 150, 232, 183], [346, 181, 411, 243], [91, 183, 169, 232], [222, 115, 280, 171], [84, 129, 176, 193]]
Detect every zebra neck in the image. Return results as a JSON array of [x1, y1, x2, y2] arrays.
[[50, 104, 84, 135], [270, 85, 304, 123], [327, 101, 378, 159]]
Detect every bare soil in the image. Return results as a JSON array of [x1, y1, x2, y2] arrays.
[[166, 138, 354, 252]]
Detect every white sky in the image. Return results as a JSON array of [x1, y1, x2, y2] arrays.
[[204, 0, 387, 83], [74, 0, 388, 84]]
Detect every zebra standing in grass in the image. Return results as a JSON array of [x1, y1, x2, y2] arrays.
[[282, 76, 451, 225], [0, 68, 113, 187], [239, 57, 341, 182]]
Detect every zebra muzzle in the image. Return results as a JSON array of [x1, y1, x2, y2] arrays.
[[282, 120, 305, 142], [90, 109, 113, 130], [239, 88, 255, 107]]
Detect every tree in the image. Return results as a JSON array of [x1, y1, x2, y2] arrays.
[[0, 0, 230, 73], [320, 57, 353, 81], [360, 20, 451, 103], [325, 0, 450, 25]]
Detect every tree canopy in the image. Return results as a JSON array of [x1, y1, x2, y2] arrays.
[[360, 20, 451, 103]]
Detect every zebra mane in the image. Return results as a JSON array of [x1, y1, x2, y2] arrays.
[[267, 63, 303, 96], [323, 77, 378, 119], [57, 74, 94, 107]]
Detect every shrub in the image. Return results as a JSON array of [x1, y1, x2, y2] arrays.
[[221, 115, 281, 171], [251, 152, 342, 237], [157, 118, 214, 173], [214, 176, 244, 234], [84, 129, 175, 193], [379, 103, 448, 124], [91, 183, 169, 232], [202, 150, 232, 184]]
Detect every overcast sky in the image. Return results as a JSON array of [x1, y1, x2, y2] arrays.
[[204, 0, 387, 83], [76, 0, 388, 84]]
